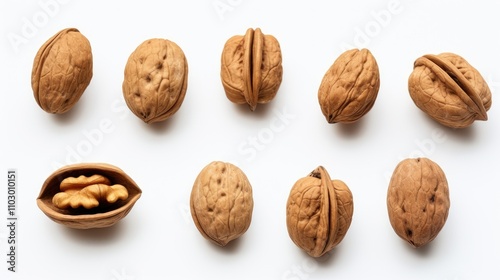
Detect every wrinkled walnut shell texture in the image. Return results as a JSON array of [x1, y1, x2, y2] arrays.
[[318, 48, 380, 123], [31, 28, 93, 114], [408, 52, 491, 128], [190, 161, 253, 246], [387, 158, 450, 248], [123, 38, 188, 123], [221, 28, 283, 111], [286, 166, 353, 257], [37, 163, 142, 229]]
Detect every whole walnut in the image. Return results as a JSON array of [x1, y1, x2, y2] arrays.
[[190, 161, 253, 246], [31, 28, 93, 114], [221, 28, 283, 111], [123, 38, 188, 124], [318, 48, 380, 123], [286, 166, 353, 257], [408, 52, 491, 128], [387, 158, 450, 248]]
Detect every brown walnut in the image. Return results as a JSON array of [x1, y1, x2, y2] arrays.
[[37, 163, 142, 229], [408, 52, 492, 128], [387, 158, 450, 248], [318, 48, 380, 123], [286, 166, 353, 257], [123, 38, 188, 124], [31, 28, 93, 114], [190, 161, 253, 246], [221, 27, 283, 111]]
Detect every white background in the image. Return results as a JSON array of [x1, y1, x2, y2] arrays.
[[1, 0, 500, 279]]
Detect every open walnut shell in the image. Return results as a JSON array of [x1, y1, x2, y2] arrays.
[[37, 163, 142, 229]]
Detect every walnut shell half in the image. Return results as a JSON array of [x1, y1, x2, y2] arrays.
[[37, 163, 142, 229], [286, 166, 354, 257], [408, 52, 491, 128]]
